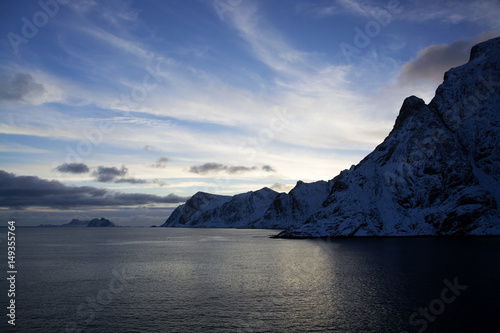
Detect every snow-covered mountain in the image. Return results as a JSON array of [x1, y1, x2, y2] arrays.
[[279, 37, 500, 238], [162, 191, 232, 227], [162, 37, 500, 237], [161, 180, 334, 229], [251, 180, 333, 229], [161, 188, 279, 228]]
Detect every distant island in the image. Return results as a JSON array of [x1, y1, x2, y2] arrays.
[[39, 217, 117, 227]]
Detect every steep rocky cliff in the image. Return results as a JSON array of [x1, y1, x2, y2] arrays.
[[161, 188, 279, 228], [163, 37, 500, 237], [278, 37, 500, 237]]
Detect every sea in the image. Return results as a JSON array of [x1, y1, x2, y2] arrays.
[[1, 227, 499, 332]]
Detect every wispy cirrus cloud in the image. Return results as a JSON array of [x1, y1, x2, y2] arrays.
[[299, 0, 391, 19], [78, 26, 154, 60], [399, 0, 500, 27], [228, 3, 320, 78], [68, 0, 140, 26], [299, 5, 338, 19], [335, 0, 376, 17], [221, 1, 391, 152], [309, 0, 500, 29], [0, 143, 50, 154]]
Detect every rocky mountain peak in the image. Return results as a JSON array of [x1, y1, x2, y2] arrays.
[[277, 36, 500, 238], [162, 37, 500, 237]]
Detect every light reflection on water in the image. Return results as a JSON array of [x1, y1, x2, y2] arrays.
[[2, 227, 499, 332]]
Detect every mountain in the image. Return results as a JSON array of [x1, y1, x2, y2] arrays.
[[278, 37, 500, 238], [162, 37, 500, 237], [65, 219, 90, 227], [161, 188, 279, 228], [38, 217, 117, 227], [161, 180, 335, 229], [87, 218, 116, 227], [161, 191, 232, 227], [251, 180, 333, 229]]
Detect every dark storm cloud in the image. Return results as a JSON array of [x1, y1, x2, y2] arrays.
[[0, 170, 188, 209], [0, 73, 46, 102], [93, 165, 128, 182], [55, 163, 90, 174], [397, 31, 499, 86]]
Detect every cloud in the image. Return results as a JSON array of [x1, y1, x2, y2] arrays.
[[188, 163, 218, 174], [0, 143, 49, 154], [335, 0, 374, 17], [262, 165, 276, 173], [152, 179, 168, 187], [227, 166, 258, 174], [55, 163, 90, 174], [400, 0, 500, 27], [93, 165, 128, 182], [222, 1, 386, 152], [270, 182, 294, 193], [92, 165, 149, 184], [189, 163, 262, 175], [396, 31, 500, 87], [189, 163, 243, 175], [113, 178, 148, 184], [329, 0, 500, 28], [0, 170, 188, 209], [189, 163, 276, 175], [295, 3, 338, 19], [69, 0, 139, 25], [158, 156, 169, 163], [302, 0, 394, 19], [227, 2, 320, 78], [151, 157, 169, 168], [0, 73, 46, 103], [79, 25, 153, 60]]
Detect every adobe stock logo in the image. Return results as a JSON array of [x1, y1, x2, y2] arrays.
[[340, 0, 402, 63], [7, 0, 69, 54], [402, 277, 467, 333]]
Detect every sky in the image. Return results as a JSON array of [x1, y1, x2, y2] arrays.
[[1, 0, 499, 226]]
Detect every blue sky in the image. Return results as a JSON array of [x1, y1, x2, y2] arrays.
[[1, 0, 499, 226]]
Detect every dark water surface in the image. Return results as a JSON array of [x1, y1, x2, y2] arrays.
[[1, 227, 499, 332]]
